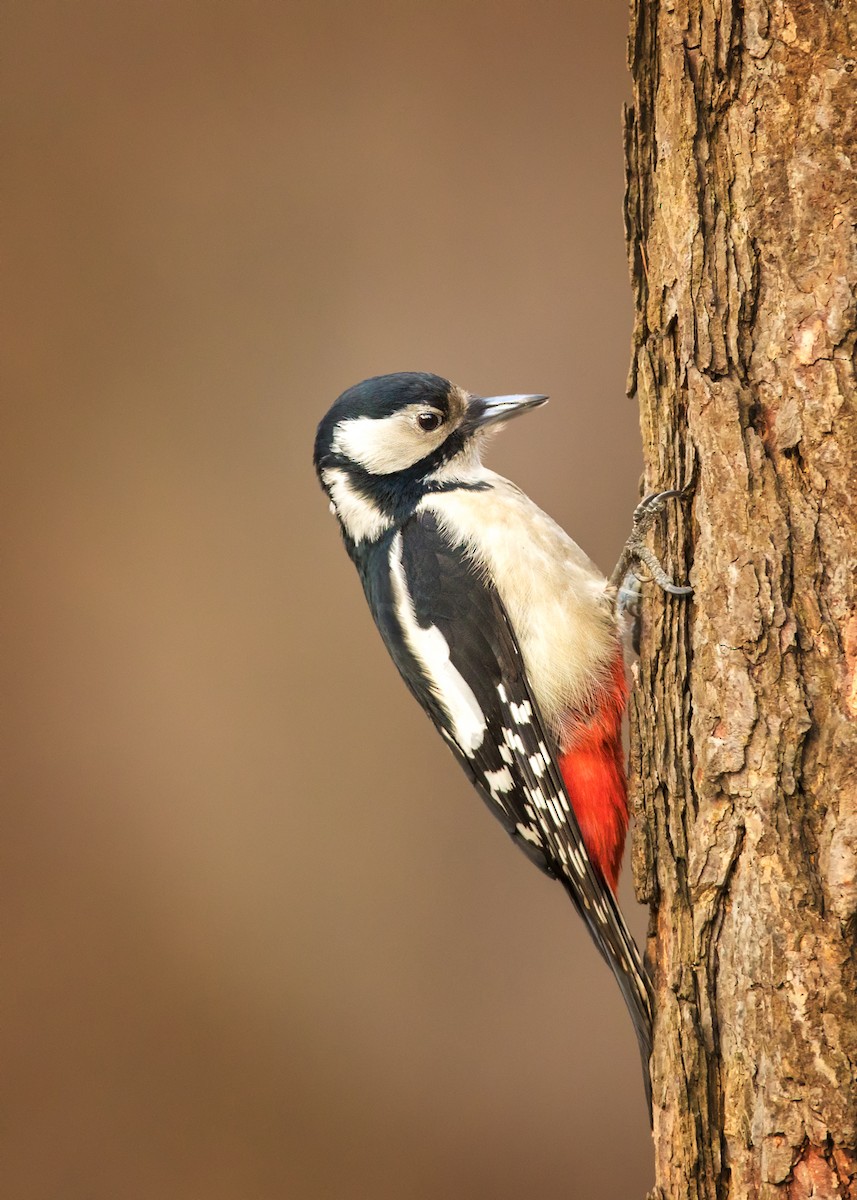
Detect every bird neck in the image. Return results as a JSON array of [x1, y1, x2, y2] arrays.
[[321, 443, 491, 548]]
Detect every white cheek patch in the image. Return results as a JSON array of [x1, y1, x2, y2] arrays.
[[332, 413, 441, 475], [321, 468, 392, 543], [388, 533, 486, 756]]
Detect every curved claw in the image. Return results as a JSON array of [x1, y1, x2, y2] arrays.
[[634, 488, 684, 514], [633, 547, 694, 596], [610, 488, 693, 601], [631, 489, 688, 532]]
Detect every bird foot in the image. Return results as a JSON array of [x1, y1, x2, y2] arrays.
[[611, 489, 692, 617]]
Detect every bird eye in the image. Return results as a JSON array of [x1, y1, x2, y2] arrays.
[[417, 411, 442, 432]]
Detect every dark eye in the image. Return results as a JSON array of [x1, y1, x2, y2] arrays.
[[417, 411, 442, 432]]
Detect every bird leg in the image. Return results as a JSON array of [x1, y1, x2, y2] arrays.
[[611, 489, 692, 620]]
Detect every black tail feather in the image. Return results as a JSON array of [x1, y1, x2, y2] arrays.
[[561, 878, 653, 1122]]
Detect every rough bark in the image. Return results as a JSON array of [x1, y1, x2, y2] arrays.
[[623, 2, 857, 1197]]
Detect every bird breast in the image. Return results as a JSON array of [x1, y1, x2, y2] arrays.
[[420, 473, 620, 738]]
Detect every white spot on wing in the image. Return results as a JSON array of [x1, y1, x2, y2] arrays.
[[388, 533, 486, 756], [484, 766, 514, 801], [528, 786, 547, 810], [509, 700, 532, 725], [502, 727, 525, 754], [568, 845, 587, 878], [528, 753, 545, 778], [516, 823, 542, 847], [547, 795, 565, 828]]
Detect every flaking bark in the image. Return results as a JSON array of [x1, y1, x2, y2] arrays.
[[623, 2, 857, 1197]]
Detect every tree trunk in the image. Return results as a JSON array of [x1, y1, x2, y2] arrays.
[[623, 2, 857, 1197]]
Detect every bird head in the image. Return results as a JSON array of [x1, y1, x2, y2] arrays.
[[314, 372, 547, 539]]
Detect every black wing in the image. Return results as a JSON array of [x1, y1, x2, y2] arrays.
[[363, 511, 652, 1081]]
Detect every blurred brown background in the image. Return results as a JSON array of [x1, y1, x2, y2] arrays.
[[4, 2, 652, 1197]]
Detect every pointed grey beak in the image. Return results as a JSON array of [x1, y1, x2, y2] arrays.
[[469, 393, 549, 429]]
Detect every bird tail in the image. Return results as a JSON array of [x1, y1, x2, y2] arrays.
[[560, 877, 653, 1120]]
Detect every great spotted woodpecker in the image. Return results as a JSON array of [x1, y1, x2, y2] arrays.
[[314, 371, 690, 1108]]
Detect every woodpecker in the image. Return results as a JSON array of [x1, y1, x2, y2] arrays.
[[313, 371, 690, 1108]]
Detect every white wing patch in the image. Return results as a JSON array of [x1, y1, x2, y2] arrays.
[[388, 533, 486, 756]]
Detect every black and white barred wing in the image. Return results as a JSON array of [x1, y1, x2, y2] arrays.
[[371, 511, 652, 1056]]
